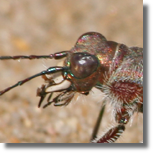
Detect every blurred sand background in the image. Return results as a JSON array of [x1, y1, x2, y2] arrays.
[[0, 0, 143, 143]]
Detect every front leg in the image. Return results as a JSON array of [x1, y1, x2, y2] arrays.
[[92, 124, 125, 143], [91, 106, 131, 143]]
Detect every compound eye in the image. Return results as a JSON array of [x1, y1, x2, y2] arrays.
[[70, 53, 99, 78]]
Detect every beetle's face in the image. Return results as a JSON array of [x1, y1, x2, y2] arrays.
[[45, 32, 106, 94]]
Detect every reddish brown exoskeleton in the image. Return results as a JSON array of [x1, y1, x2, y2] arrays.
[[0, 32, 143, 143]]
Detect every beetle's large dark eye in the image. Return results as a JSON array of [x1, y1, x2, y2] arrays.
[[70, 53, 99, 78]]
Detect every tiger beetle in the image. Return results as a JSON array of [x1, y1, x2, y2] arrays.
[[0, 32, 143, 143]]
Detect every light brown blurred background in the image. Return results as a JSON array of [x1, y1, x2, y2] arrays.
[[0, 0, 143, 143]]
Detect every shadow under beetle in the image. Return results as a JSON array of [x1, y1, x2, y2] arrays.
[[0, 32, 143, 143]]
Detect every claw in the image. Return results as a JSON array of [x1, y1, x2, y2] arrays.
[[45, 80, 71, 93]]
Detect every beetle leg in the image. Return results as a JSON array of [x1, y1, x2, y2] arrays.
[[92, 105, 132, 143], [92, 124, 125, 143], [91, 104, 106, 140]]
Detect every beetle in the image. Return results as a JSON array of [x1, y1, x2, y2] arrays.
[[0, 32, 143, 143]]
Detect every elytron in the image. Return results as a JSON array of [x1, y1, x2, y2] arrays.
[[0, 32, 143, 143]]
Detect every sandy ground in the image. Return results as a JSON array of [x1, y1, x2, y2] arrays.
[[0, 0, 143, 143]]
